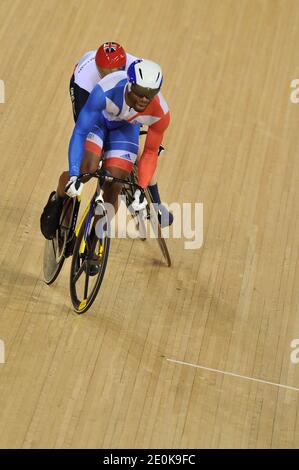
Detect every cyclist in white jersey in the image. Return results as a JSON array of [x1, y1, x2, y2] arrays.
[[70, 42, 137, 121]]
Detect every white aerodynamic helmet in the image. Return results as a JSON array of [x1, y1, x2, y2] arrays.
[[127, 59, 163, 89]]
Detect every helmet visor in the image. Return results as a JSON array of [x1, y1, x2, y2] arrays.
[[130, 83, 160, 100]]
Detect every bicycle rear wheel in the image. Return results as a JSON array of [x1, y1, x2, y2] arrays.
[[122, 166, 171, 266], [69, 208, 110, 314], [130, 165, 171, 267], [43, 197, 75, 284], [144, 188, 171, 267]]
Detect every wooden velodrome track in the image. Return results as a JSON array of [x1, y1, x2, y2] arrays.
[[0, 0, 299, 449]]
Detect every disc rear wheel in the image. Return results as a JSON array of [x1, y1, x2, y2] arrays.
[[43, 198, 75, 284]]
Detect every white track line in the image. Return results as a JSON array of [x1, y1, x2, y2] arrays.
[[166, 358, 299, 392]]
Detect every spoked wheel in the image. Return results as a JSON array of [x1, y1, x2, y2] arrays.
[[70, 213, 110, 314], [144, 189, 172, 267], [43, 198, 75, 284]]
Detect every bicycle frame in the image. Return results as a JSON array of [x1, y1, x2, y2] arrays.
[[74, 168, 144, 244]]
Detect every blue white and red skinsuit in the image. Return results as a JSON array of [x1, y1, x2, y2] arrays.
[[68, 70, 170, 188]]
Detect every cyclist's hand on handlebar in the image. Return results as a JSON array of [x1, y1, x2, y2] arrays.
[[65, 176, 84, 198], [131, 189, 147, 211]]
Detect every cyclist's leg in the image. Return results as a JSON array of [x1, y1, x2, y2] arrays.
[[148, 182, 174, 228], [102, 122, 140, 213], [74, 122, 138, 275], [79, 122, 107, 174]]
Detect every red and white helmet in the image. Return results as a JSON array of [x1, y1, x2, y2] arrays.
[[95, 42, 126, 69]]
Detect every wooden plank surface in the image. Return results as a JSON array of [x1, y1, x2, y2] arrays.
[[0, 0, 299, 448]]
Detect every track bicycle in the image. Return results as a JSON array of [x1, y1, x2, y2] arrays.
[[43, 167, 144, 313]]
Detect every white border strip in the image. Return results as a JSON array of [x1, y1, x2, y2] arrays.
[[166, 358, 299, 392]]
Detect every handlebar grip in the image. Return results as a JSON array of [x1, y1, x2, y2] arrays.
[[76, 170, 143, 192]]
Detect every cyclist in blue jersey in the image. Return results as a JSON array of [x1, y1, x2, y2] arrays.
[[40, 48, 172, 241]]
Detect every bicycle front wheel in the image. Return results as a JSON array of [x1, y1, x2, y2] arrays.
[[69, 210, 110, 314]]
